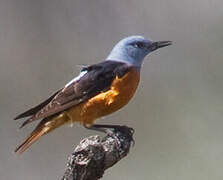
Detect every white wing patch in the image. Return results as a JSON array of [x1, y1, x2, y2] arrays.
[[65, 70, 87, 88]]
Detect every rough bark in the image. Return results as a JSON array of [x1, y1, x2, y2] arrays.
[[62, 126, 134, 180]]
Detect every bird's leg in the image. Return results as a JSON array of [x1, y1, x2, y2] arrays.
[[84, 124, 135, 148], [84, 124, 109, 134], [85, 123, 130, 136], [84, 124, 124, 134], [91, 124, 134, 134], [84, 124, 116, 137], [92, 124, 123, 129]]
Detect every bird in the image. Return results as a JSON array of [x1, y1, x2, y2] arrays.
[[14, 36, 172, 154]]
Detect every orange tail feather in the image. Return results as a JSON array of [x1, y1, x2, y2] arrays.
[[14, 128, 47, 154], [15, 113, 69, 154]]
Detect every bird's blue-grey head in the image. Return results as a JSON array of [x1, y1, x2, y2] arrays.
[[106, 36, 172, 70]]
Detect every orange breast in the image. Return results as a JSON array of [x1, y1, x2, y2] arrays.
[[67, 68, 140, 125]]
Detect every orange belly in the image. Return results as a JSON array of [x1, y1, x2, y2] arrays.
[[67, 68, 140, 125]]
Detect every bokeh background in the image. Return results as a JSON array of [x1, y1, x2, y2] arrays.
[[1, 0, 223, 179]]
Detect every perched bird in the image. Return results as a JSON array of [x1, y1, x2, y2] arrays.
[[14, 36, 171, 154]]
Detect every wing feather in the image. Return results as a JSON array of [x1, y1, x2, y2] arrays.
[[15, 61, 131, 127], [14, 89, 61, 120]]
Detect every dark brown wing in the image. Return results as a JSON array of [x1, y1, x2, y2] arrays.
[[16, 61, 131, 128], [14, 89, 61, 120]]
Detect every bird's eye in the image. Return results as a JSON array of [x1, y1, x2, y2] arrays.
[[133, 42, 145, 49]]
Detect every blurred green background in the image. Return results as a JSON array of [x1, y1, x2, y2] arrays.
[[1, 0, 223, 179]]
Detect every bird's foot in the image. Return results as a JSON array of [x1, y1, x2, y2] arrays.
[[85, 124, 135, 147]]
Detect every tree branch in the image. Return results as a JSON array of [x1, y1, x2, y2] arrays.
[[62, 126, 134, 180]]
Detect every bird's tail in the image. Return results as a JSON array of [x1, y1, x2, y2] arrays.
[[15, 113, 69, 154]]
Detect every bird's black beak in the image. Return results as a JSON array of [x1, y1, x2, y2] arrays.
[[148, 41, 172, 51]]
